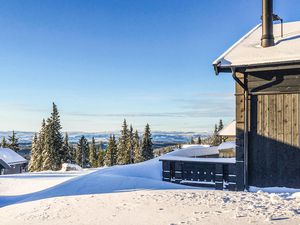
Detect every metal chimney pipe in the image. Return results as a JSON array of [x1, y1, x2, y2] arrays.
[[261, 0, 275, 47]]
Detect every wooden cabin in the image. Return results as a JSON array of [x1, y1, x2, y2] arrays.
[[0, 148, 27, 175], [213, 1, 300, 190]]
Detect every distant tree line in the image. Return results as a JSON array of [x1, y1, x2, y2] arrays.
[[28, 103, 154, 172], [0, 131, 20, 151]]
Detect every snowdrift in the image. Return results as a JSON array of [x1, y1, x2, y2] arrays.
[[0, 156, 194, 207]]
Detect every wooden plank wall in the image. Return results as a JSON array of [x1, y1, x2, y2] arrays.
[[247, 70, 300, 188], [255, 94, 300, 147], [235, 72, 246, 190]]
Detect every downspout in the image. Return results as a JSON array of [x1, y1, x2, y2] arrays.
[[232, 69, 249, 190]]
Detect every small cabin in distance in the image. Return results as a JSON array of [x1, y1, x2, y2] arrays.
[[213, 0, 300, 190], [0, 148, 27, 175]]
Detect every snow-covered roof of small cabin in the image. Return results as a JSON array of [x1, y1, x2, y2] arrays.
[[213, 21, 300, 74], [0, 148, 27, 165], [218, 121, 236, 137], [218, 141, 236, 151]]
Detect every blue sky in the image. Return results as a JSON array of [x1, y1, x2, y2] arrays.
[[0, 0, 299, 132]]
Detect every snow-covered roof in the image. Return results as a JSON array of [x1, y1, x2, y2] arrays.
[[218, 121, 236, 137], [213, 21, 300, 74], [0, 148, 27, 165], [160, 155, 236, 164], [218, 141, 236, 151]]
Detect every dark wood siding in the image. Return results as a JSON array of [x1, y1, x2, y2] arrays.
[[248, 69, 300, 94], [236, 70, 300, 188], [248, 93, 300, 187]]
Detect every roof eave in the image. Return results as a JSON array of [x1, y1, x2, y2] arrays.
[[0, 159, 11, 169], [215, 60, 300, 75]]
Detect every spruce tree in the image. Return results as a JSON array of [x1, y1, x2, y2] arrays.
[[42, 103, 63, 170], [128, 125, 134, 164], [89, 137, 98, 168], [1, 137, 7, 148], [97, 143, 105, 167], [50, 103, 64, 168], [75, 136, 89, 168], [141, 124, 153, 161], [218, 119, 224, 131], [62, 133, 72, 163], [117, 119, 130, 165], [190, 137, 195, 144], [105, 135, 117, 166], [37, 119, 46, 171], [133, 130, 142, 163], [211, 124, 220, 146], [28, 133, 39, 172], [42, 119, 56, 170], [197, 136, 202, 145], [69, 145, 76, 163], [8, 131, 20, 151]]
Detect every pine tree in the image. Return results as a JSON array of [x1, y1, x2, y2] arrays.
[[1, 137, 7, 148], [28, 133, 39, 172], [69, 145, 76, 163], [128, 125, 135, 164], [42, 119, 56, 170], [62, 133, 72, 163], [37, 119, 46, 171], [105, 135, 117, 166], [133, 130, 142, 163], [75, 136, 89, 168], [197, 136, 202, 145], [141, 124, 153, 161], [190, 137, 195, 144], [211, 124, 220, 146], [97, 143, 105, 167], [8, 131, 20, 151], [42, 103, 63, 170], [50, 103, 63, 168], [117, 119, 130, 165], [218, 119, 224, 131], [89, 137, 98, 168]]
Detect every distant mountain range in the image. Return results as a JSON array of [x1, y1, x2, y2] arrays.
[[0, 131, 211, 147]]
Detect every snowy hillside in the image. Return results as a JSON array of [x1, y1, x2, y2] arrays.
[[1, 155, 300, 224]]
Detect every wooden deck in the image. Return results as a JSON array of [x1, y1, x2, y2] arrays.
[[160, 158, 237, 191]]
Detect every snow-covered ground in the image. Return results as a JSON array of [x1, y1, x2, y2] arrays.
[[1, 152, 300, 224]]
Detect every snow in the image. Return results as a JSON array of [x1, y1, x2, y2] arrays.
[[0, 148, 27, 165], [60, 163, 83, 171], [167, 144, 219, 157], [218, 141, 236, 150], [159, 144, 236, 163], [0, 155, 300, 224], [249, 186, 300, 194], [218, 121, 236, 137], [214, 21, 300, 72], [160, 155, 236, 163]]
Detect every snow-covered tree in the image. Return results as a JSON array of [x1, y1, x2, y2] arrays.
[[128, 125, 135, 164], [8, 131, 20, 151], [197, 136, 202, 145], [1, 137, 7, 148], [105, 135, 117, 166], [89, 137, 98, 168], [42, 103, 64, 170], [117, 119, 130, 165], [133, 130, 142, 163], [141, 124, 153, 161], [62, 133, 73, 163], [190, 137, 195, 144], [28, 133, 39, 172], [97, 142, 105, 167], [75, 136, 89, 168]]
